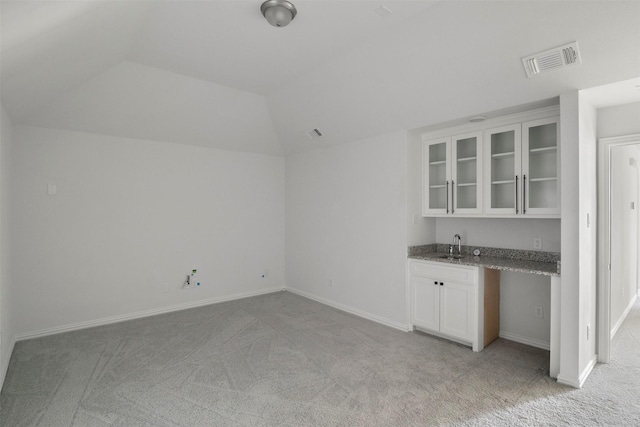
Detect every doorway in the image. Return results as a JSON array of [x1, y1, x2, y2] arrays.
[[598, 135, 640, 363]]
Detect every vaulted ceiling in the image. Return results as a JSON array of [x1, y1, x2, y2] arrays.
[[2, 1, 639, 155]]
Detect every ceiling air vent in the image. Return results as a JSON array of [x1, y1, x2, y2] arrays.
[[305, 128, 323, 142], [522, 42, 582, 78]]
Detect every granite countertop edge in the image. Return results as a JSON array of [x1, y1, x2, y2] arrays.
[[408, 244, 560, 277]]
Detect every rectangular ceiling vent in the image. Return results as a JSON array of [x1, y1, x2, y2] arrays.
[[522, 42, 581, 78], [305, 128, 323, 142]]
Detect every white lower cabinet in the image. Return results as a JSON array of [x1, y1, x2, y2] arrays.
[[412, 275, 441, 332], [410, 259, 487, 351]]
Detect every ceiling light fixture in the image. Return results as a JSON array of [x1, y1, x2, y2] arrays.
[[261, 0, 297, 28]]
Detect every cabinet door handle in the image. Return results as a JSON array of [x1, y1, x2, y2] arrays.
[[440, 282, 444, 286], [523, 174, 526, 214], [451, 180, 455, 214], [515, 175, 519, 214], [446, 181, 449, 214]]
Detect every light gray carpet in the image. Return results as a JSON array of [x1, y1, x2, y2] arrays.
[[1, 291, 639, 426]]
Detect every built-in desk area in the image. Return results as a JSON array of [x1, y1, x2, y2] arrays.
[[408, 244, 561, 378]]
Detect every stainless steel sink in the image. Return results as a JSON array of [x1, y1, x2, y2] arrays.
[[437, 254, 464, 259]]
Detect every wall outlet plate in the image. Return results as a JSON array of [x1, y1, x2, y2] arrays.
[[534, 305, 543, 318], [533, 238, 542, 250]]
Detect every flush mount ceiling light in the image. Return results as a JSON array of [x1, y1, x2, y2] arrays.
[[261, 0, 297, 28]]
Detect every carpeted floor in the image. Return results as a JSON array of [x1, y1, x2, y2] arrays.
[[1, 291, 639, 426]]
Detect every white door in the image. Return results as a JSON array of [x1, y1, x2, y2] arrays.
[[484, 124, 522, 215], [522, 117, 560, 215], [609, 143, 640, 337], [423, 138, 451, 215], [439, 281, 475, 342], [452, 131, 483, 215], [411, 276, 440, 332]]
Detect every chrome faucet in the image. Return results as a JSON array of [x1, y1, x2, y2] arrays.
[[453, 234, 462, 257]]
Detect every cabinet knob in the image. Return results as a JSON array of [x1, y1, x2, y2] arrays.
[[434, 281, 438, 285], [440, 282, 444, 286]]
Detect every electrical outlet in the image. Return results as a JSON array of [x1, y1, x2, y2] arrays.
[[534, 305, 543, 318], [329, 278, 334, 288], [533, 238, 542, 250]]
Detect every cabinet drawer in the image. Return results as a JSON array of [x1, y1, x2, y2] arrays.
[[410, 260, 477, 284]]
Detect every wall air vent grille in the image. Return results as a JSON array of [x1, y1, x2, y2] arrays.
[[522, 42, 582, 78]]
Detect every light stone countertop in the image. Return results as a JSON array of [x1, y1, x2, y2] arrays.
[[408, 244, 560, 276]]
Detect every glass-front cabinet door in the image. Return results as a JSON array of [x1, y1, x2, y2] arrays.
[[452, 131, 482, 214], [423, 137, 451, 215], [484, 124, 522, 215], [522, 117, 560, 215]]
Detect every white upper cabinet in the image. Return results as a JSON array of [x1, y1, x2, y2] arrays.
[[522, 117, 561, 215], [484, 116, 560, 217], [422, 106, 560, 218], [423, 131, 482, 216]]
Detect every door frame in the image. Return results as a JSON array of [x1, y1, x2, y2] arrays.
[[597, 134, 640, 363]]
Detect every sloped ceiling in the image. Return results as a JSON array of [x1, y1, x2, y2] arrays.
[[1, 1, 639, 156]]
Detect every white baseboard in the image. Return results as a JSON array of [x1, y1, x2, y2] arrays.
[[286, 287, 412, 332], [0, 333, 16, 393], [556, 374, 580, 388], [611, 294, 638, 339], [557, 355, 597, 389], [15, 287, 285, 341], [499, 331, 550, 351]]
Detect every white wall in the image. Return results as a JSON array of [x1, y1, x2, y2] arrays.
[[578, 95, 598, 379], [499, 271, 551, 348], [22, 62, 282, 156], [597, 102, 640, 139], [559, 92, 582, 385], [558, 91, 598, 387], [0, 105, 16, 388], [11, 126, 285, 336], [435, 218, 561, 252], [286, 132, 409, 329]]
